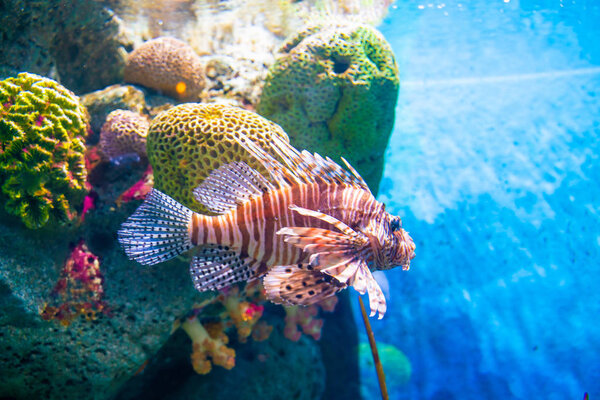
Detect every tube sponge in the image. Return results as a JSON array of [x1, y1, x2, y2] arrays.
[[0, 72, 90, 229]]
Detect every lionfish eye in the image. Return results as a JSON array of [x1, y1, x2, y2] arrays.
[[390, 217, 401, 232]]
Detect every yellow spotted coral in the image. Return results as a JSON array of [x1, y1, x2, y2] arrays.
[[124, 37, 206, 101], [98, 109, 150, 161], [146, 103, 290, 212]]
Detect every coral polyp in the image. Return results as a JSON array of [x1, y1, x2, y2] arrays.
[[0, 72, 90, 229]]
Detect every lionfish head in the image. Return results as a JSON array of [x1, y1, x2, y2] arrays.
[[376, 214, 415, 271]]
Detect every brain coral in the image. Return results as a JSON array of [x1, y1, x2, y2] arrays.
[[99, 109, 150, 161], [124, 37, 205, 101], [147, 103, 289, 212], [0, 72, 90, 229], [257, 22, 400, 193]]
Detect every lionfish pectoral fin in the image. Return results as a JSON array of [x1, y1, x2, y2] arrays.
[[189, 245, 255, 291], [263, 264, 346, 306], [193, 161, 275, 214], [350, 264, 387, 319]]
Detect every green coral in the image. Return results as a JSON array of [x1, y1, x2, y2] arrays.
[[147, 103, 289, 213], [0, 73, 90, 229], [257, 21, 400, 193]]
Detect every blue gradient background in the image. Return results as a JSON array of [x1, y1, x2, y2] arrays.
[[356, 1, 600, 399]]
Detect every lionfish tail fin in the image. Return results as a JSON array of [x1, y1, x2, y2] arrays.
[[118, 189, 194, 266], [263, 264, 346, 306]]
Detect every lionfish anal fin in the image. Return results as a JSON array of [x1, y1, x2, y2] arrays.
[[189, 244, 257, 291], [193, 161, 275, 214], [263, 264, 346, 306]]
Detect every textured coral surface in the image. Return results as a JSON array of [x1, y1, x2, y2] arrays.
[[147, 103, 289, 212], [258, 21, 399, 193], [0, 0, 129, 93], [124, 37, 205, 101], [99, 109, 150, 161], [0, 72, 90, 228]]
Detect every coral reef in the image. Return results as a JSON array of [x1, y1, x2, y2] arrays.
[[124, 37, 206, 101], [0, 72, 90, 229], [98, 109, 150, 161], [81, 84, 148, 134], [220, 286, 265, 343], [40, 240, 107, 326], [146, 103, 289, 212], [115, 315, 326, 400], [0, 0, 130, 93], [257, 21, 400, 192]]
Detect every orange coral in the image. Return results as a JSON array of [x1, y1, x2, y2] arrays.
[[124, 37, 205, 101], [182, 315, 236, 374], [220, 286, 265, 343]]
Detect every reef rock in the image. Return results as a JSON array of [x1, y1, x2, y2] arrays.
[[0, 188, 206, 399], [257, 21, 400, 193], [0, 0, 130, 94], [115, 312, 326, 400], [81, 85, 148, 135]]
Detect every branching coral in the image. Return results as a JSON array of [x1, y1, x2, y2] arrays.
[[181, 316, 236, 374], [283, 296, 339, 341], [0, 72, 90, 229], [40, 240, 107, 326], [219, 286, 265, 343]]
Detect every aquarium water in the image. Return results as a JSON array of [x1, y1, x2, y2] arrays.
[[363, 1, 600, 399]]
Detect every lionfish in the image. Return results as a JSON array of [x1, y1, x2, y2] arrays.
[[118, 135, 415, 318]]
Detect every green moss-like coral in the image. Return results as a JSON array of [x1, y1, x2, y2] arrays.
[[0, 73, 90, 229], [257, 21, 400, 193], [147, 103, 289, 213]]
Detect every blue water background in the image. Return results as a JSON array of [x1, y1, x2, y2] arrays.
[[356, 1, 600, 399]]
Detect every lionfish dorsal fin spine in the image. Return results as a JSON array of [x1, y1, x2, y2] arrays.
[[193, 161, 275, 214], [234, 134, 371, 191]]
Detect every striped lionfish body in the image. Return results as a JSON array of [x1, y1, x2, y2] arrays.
[[118, 135, 415, 318]]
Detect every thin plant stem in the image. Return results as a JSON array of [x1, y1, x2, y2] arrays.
[[358, 296, 389, 400]]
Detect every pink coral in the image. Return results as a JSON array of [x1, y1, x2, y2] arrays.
[[283, 296, 339, 341], [40, 240, 108, 326], [220, 286, 265, 343], [181, 316, 236, 374], [124, 37, 205, 101], [116, 165, 154, 206], [98, 109, 150, 161]]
